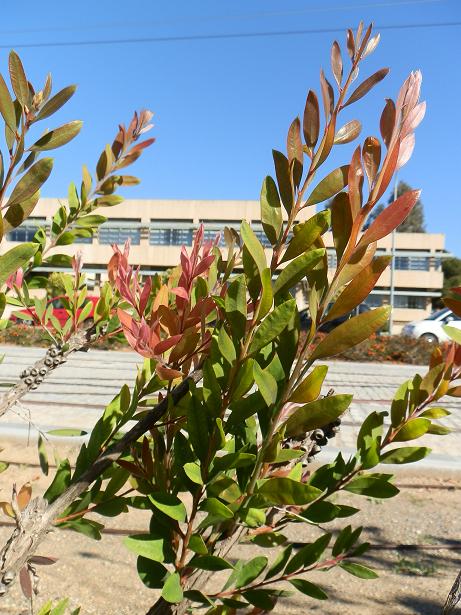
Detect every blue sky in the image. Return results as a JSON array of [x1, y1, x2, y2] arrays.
[[1, 1, 460, 253]]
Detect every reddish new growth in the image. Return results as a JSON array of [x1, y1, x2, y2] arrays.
[[109, 225, 217, 380]]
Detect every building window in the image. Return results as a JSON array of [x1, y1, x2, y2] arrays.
[[149, 220, 194, 246], [201, 220, 245, 247], [327, 252, 337, 269], [394, 295, 427, 309], [99, 220, 141, 245], [394, 256, 429, 271], [7, 218, 46, 242], [365, 294, 384, 308]]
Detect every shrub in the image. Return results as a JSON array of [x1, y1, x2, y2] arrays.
[[0, 23, 458, 615]]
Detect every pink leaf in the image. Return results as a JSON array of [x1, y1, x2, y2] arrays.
[[171, 287, 189, 300], [153, 334, 183, 355]]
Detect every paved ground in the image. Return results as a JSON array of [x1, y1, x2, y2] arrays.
[[0, 344, 459, 469]]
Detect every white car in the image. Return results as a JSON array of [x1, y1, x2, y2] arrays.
[[401, 308, 461, 344]]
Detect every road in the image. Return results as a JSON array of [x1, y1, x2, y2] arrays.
[[0, 344, 460, 468]]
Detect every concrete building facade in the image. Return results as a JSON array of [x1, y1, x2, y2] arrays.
[[4, 198, 447, 332]]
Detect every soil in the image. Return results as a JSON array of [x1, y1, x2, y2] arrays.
[[0, 440, 459, 615]]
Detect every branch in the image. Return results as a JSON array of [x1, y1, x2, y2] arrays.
[[0, 369, 203, 596], [0, 324, 98, 419], [443, 569, 461, 614]]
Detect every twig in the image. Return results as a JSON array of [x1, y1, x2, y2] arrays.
[[0, 369, 203, 596]]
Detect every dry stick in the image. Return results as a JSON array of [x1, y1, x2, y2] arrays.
[[443, 569, 461, 614], [0, 326, 97, 419], [0, 369, 203, 596]]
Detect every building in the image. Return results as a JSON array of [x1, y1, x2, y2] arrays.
[[4, 198, 447, 333]]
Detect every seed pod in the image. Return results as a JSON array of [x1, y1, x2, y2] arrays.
[[44, 358, 53, 367], [311, 429, 325, 443], [30, 368, 38, 376], [53, 358, 61, 366], [20, 369, 31, 378], [49, 348, 60, 357], [39, 368, 47, 376], [310, 444, 322, 456], [30, 384, 38, 390], [34, 376, 43, 384], [24, 377, 34, 385]]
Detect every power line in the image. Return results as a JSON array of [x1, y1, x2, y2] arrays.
[[0, 20, 459, 49], [0, 0, 446, 35]]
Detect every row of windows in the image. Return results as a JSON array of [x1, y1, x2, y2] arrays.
[[364, 295, 427, 310], [4, 223, 443, 271]]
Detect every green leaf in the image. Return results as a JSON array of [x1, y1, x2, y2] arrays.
[[0, 461, 8, 473], [225, 275, 247, 339], [356, 411, 386, 469], [35, 85, 77, 121], [213, 452, 256, 472], [37, 434, 48, 475], [241, 220, 266, 274], [340, 561, 378, 579], [420, 407, 450, 419], [284, 394, 352, 437], [200, 498, 234, 520], [234, 556, 268, 588], [285, 533, 331, 574], [288, 365, 328, 403], [8, 158, 53, 207], [161, 572, 183, 603], [218, 327, 236, 365], [249, 532, 287, 548], [31, 121, 82, 151], [309, 306, 390, 361], [326, 256, 391, 322], [272, 149, 293, 214], [183, 462, 203, 485], [149, 493, 187, 522], [253, 362, 278, 406], [0, 243, 38, 286], [344, 475, 399, 498], [137, 556, 168, 589], [289, 578, 328, 600], [273, 248, 324, 296], [260, 176, 282, 245], [243, 589, 276, 610], [443, 325, 461, 345], [248, 299, 296, 355], [265, 545, 293, 580], [4, 192, 40, 233], [380, 446, 431, 465], [257, 478, 322, 505], [124, 534, 168, 562], [44, 459, 71, 503], [427, 424, 451, 435], [191, 555, 234, 571], [9, 51, 29, 107], [281, 210, 330, 263], [189, 534, 208, 555], [393, 418, 431, 442], [306, 165, 349, 205], [0, 74, 16, 131], [47, 428, 87, 437], [391, 380, 410, 428]]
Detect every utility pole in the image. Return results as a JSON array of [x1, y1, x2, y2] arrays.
[[388, 175, 398, 335]]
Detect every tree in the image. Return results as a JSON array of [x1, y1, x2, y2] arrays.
[[442, 257, 461, 293], [0, 25, 457, 615], [363, 181, 426, 232]]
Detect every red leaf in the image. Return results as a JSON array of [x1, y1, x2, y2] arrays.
[[343, 68, 389, 108], [331, 41, 343, 87], [320, 69, 334, 119], [29, 555, 58, 566], [362, 136, 381, 188], [380, 99, 396, 148], [287, 117, 303, 167], [358, 190, 421, 249], [171, 287, 189, 300], [303, 90, 320, 148], [348, 146, 363, 219], [17, 483, 32, 511], [156, 364, 183, 381], [19, 566, 32, 599], [153, 334, 183, 355]]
